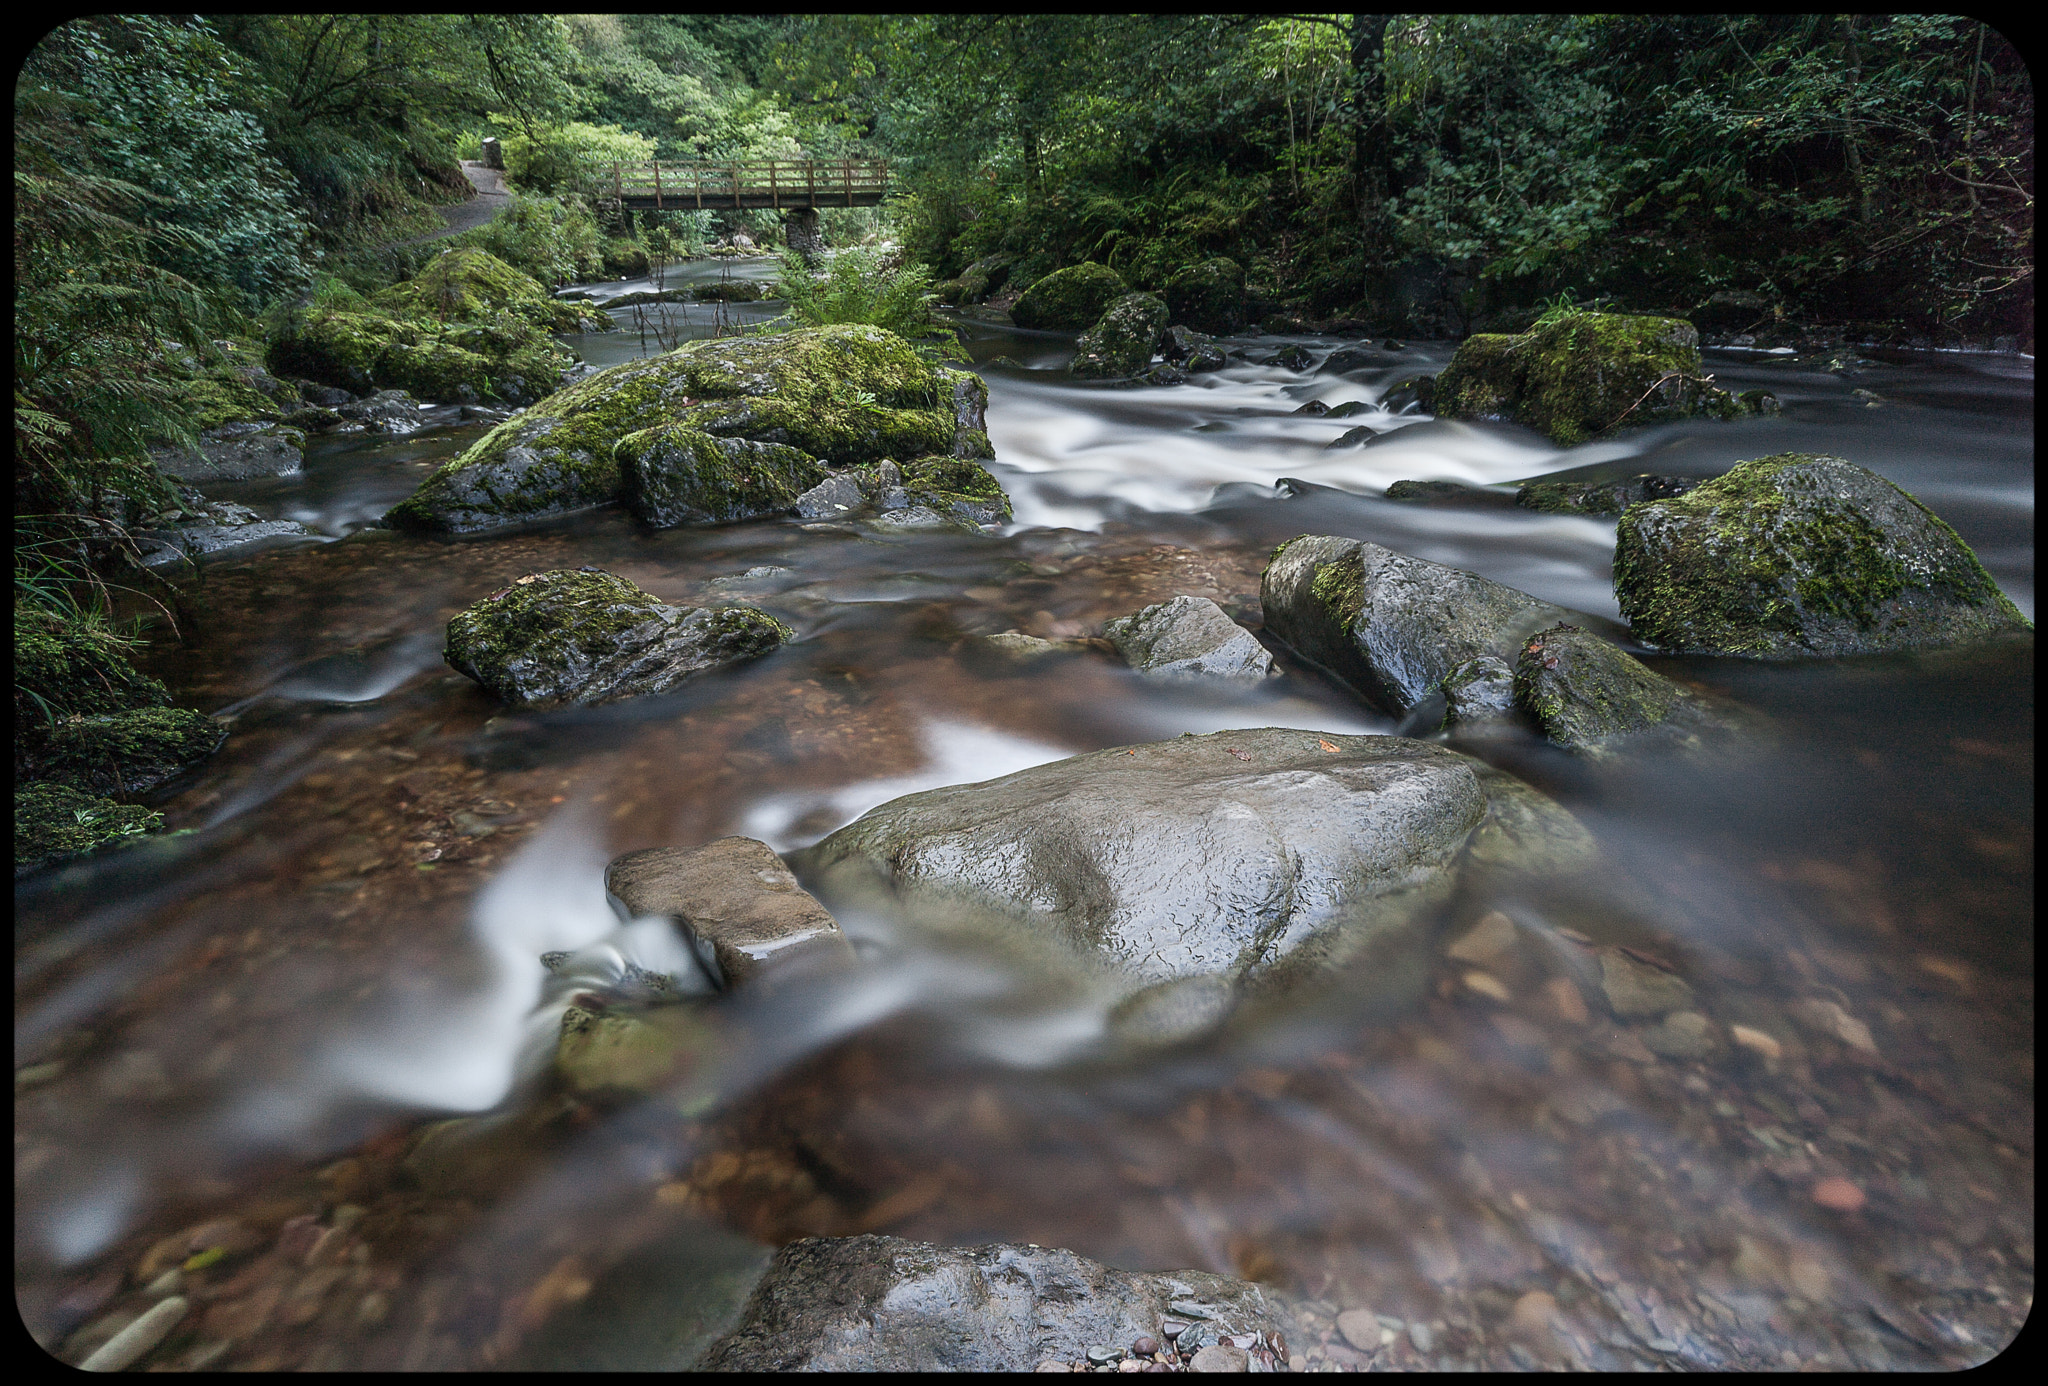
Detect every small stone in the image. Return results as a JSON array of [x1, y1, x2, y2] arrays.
[[1447, 911, 1516, 964], [143, 1270, 183, 1298], [79, 1296, 187, 1372], [1133, 1336, 1161, 1357], [1509, 1291, 1558, 1336], [1335, 1309, 1379, 1352], [1729, 1024, 1783, 1060], [276, 1214, 323, 1263], [1462, 970, 1511, 1003], [1407, 1322, 1434, 1353], [1118, 1359, 1146, 1373], [1037, 1362, 1075, 1372], [1811, 1177, 1867, 1212], [1088, 1345, 1121, 1365], [1161, 1319, 1190, 1339], [1191, 1344, 1250, 1372], [1642, 1010, 1715, 1059], [1598, 950, 1694, 1018], [1788, 998, 1877, 1053], [1541, 977, 1590, 1026]]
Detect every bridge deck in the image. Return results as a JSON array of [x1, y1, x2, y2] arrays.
[[596, 159, 889, 211]]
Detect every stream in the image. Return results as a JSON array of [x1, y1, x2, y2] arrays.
[[16, 262, 2032, 1370]]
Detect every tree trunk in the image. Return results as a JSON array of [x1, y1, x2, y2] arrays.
[[1346, 14, 1395, 301], [1021, 125, 1043, 208], [1840, 15, 1872, 229]]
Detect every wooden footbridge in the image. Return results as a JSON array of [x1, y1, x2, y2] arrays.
[[594, 159, 890, 211]]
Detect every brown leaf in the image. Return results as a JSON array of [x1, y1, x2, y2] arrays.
[[1226, 748, 1252, 761], [1317, 739, 1339, 752]]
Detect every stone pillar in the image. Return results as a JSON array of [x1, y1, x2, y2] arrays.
[[784, 206, 824, 265], [480, 137, 504, 171]]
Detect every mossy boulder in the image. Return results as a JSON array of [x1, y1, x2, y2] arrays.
[[1613, 453, 2032, 657], [387, 325, 990, 534], [1159, 325, 1226, 372], [13, 607, 171, 723], [1512, 624, 1731, 758], [1162, 257, 1246, 336], [445, 568, 792, 710], [790, 456, 1012, 528], [692, 280, 767, 303], [1260, 535, 1573, 716], [15, 782, 163, 876], [266, 308, 569, 406], [371, 248, 610, 334], [19, 707, 225, 796], [622, 434, 827, 529], [1070, 293, 1169, 379], [1434, 312, 1751, 445], [602, 238, 652, 278], [1010, 262, 1128, 331], [956, 253, 1017, 302]]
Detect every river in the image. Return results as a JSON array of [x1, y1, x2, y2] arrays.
[[16, 262, 2032, 1370]]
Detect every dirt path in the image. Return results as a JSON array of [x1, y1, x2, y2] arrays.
[[378, 161, 512, 250]]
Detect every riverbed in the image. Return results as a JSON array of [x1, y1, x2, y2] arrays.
[[16, 266, 2032, 1369]]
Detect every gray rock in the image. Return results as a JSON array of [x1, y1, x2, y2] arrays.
[[1598, 949, 1694, 1018], [1101, 595, 1273, 686], [606, 837, 851, 989], [975, 632, 1092, 662], [444, 568, 791, 710], [1614, 453, 2032, 657], [1450, 752, 1600, 874], [794, 730, 1487, 997], [694, 1235, 1297, 1372], [338, 388, 436, 434], [1516, 473, 1699, 516], [1642, 1010, 1715, 1059], [1513, 624, 1733, 758], [1072, 293, 1171, 380], [1159, 325, 1227, 372], [149, 424, 304, 482], [940, 367, 992, 456], [621, 433, 826, 529], [1260, 535, 1573, 716], [1439, 655, 1517, 728], [1384, 480, 1514, 507]]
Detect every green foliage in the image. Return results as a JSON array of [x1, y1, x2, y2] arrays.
[[765, 249, 964, 361], [498, 121, 658, 194], [447, 196, 606, 287]]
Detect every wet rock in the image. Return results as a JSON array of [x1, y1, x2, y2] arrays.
[[1449, 753, 1599, 874], [1260, 535, 1574, 716], [1515, 473, 1699, 516], [1159, 325, 1227, 372], [795, 730, 1488, 1013], [622, 433, 826, 528], [1381, 375, 1435, 412], [1439, 655, 1518, 728], [1264, 344, 1315, 372], [1598, 949, 1695, 1018], [1433, 312, 1749, 444], [1512, 623, 1734, 758], [444, 568, 791, 710], [337, 388, 437, 434], [1012, 263, 1129, 331], [1101, 595, 1274, 686], [1810, 1177, 1867, 1212], [791, 471, 866, 519], [1162, 258, 1246, 336], [1336, 1308, 1381, 1352], [555, 1001, 714, 1097], [385, 325, 991, 534], [149, 423, 304, 483], [791, 457, 1010, 528], [1642, 1010, 1716, 1059], [1729, 1024, 1783, 1060], [1324, 425, 1387, 449], [974, 632, 1096, 663], [1189, 1344, 1249, 1371], [1293, 400, 1331, 416], [694, 1235, 1296, 1371], [14, 783, 162, 876], [17, 706, 224, 796], [1787, 997, 1877, 1053], [1072, 293, 1170, 379], [1384, 479, 1514, 507], [1614, 453, 2031, 657], [1320, 345, 1406, 374], [1133, 363, 1188, 388], [78, 1295, 187, 1372], [1446, 911, 1517, 965], [605, 837, 851, 989]]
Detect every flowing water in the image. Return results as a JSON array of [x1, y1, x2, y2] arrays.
[[16, 267, 2032, 1370]]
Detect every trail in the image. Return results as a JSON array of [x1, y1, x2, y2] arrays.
[[377, 160, 512, 251]]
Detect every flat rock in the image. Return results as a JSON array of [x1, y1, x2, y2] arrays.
[[1598, 949, 1694, 1018], [444, 568, 790, 709], [1261, 535, 1573, 716], [694, 1235, 1296, 1372], [1614, 453, 2031, 657], [606, 837, 850, 988], [1384, 479, 1514, 507], [1101, 595, 1273, 685], [149, 424, 304, 482]]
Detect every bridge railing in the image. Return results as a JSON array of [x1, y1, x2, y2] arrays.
[[596, 159, 890, 209]]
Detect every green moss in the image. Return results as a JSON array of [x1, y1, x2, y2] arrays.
[[15, 781, 163, 875], [13, 606, 172, 725], [900, 455, 1012, 522], [445, 570, 663, 691], [372, 248, 607, 334], [602, 239, 651, 277], [619, 427, 827, 527], [1308, 547, 1367, 628], [183, 374, 285, 431], [22, 706, 224, 796], [1011, 262, 1129, 330]]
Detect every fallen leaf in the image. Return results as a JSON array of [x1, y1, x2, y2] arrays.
[[1810, 1177, 1866, 1212], [1317, 739, 1339, 752], [1226, 748, 1252, 761]]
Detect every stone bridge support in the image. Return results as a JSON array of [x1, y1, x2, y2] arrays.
[[785, 206, 824, 265]]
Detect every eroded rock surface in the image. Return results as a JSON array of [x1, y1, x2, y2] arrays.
[[1613, 453, 2031, 657], [444, 569, 790, 709], [1101, 595, 1273, 685], [695, 1235, 1298, 1372], [606, 837, 850, 989], [1261, 535, 1573, 716]]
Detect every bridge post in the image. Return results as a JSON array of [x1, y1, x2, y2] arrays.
[[785, 207, 823, 266]]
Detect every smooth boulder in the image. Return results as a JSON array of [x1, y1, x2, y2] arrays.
[[1512, 624, 1731, 757], [1070, 293, 1169, 379], [1433, 312, 1749, 445], [794, 729, 1488, 994], [1011, 263, 1128, 331], [386, 325, 992, 534], [444, 569, 790, 710], [1261, 535, 1572, 716], [606, 837, 851, 989], [696, 1235, 1298, 1372], [1101, 595, 1273, 686], [1614, 454, 2031, 657]]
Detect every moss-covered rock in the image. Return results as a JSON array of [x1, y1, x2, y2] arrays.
[[15, 782, 163, 876], [790, 456, 1012, 527], [1516, 473, 1699, 516], [371, 248, 610, 334], [1434, 311, 1752, 445], [13, 607, 172, 724], [1614, 453, 2032, 657], [1010, 262, 1128, 331], [956, 253, 1017, 303], [1070, 293, 1169, 379], [1159, 325, 1226, 372], [387, 325, 990, 534], [692, 280, 766, 303], [1162, 257, 1246, 336], [621, 432, 827, 528], [1512, 624, 1731, 758], [266, 308, 570, 406], [901, 456, 1011, 524], [20, 707, 225, 796], [445, 568, 792, 709], [602, 238, 652, 278]]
